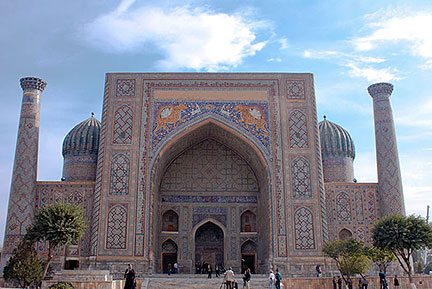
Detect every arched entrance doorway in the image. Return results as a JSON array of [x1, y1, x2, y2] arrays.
[[161, 239, 178, 273], [195, 221, 224, 270], [151, 120, 272, 273], [241, 240, 257, 274]]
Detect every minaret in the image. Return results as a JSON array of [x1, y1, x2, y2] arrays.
[[1, 77, 47, 264], [368, 82, 405, 216]]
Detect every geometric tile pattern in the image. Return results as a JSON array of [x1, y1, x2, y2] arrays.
[[335, 192, 352, 222], [367, 191, 376, 222], [109, 152, 130, 195], [355, 192, 364, 222], [160, 139, 258, 193], [294, 207, 315, 250], [116, 79, 136, 97], [291, 157, 312, 198], [289, 110, 308, 148], [287, 79, 305, 99], [113, 105, 133, 144], [106, 204, 128, 249]]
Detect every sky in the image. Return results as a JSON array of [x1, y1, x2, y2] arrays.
[[1, 0, 432, 244]]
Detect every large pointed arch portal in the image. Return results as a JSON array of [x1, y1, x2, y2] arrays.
[[150, 118, 272, 273]]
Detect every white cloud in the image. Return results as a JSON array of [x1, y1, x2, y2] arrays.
[[83, 0, 268, 70], [345, 62, 401, 82], [267, 57, 282, 62], [279, 38, 289, 49], [353, 12, 432, 60]]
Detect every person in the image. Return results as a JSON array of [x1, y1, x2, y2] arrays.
[[167, 263, 172, 275], [224, 267, 235, 289], [379, 270, 386, 289], [394, 275, 400, 288], [243, 268, 251, 289], [124, 264, 136, 289], [275, 268, 282, 289], [174, 262, 178, 274], [362, 276, 368, 289], [337, 276, 342, 289], [315, 264, 322, 277], [358, 277, 363, 289], [332, 276, 337, 289], [347, 278, 353, 289], [208, 264, 212, 279], [269, 270, 275, 289], [216, 265, 220, 277], [233, 279, 239, 289]]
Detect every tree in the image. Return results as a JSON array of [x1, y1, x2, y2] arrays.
[[323, 238, 371, 284], [3, 240, 43, 288], [368, 246, 396, 274], [25, 202, 87, 282], [372, 214, 432, 289]]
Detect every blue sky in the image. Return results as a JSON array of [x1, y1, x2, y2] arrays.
[[1, 0, 432, 243]]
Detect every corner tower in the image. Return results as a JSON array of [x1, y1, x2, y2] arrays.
[[1, 77, 47, 263], [368, 82, 405, 216]]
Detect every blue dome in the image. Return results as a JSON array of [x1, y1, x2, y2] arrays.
[[62, 115, 101, 157], [319, 116, 355, 159]]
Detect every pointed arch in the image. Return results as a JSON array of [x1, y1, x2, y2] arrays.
[[241, 210, 257, 232], [162, 210, 179, 232]]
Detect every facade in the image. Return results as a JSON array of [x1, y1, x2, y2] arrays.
[[1, 73, 405, 276]]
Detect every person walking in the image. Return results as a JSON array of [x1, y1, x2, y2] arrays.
[[243, 268, 251, 289], [275, 269, 282, 289], [224, 267, 235, 289], [332, 276, 337, 289], [216, 265, 220, 277], [315, 264, 322, 277], [174, 262, 178, 274], [379, 270, 386, 289], [167, 263, 172, 275], [268, 270, 275, 289], [123, 264, 136, 289], [394, 275, 400, 288], [208, 264, 212, 278], [362, 277, 368, 289], [337, 276, 342, 289]]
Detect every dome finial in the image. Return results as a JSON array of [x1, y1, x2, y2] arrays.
[[323, 115, 326, 120], [91, 112, 94, 117]]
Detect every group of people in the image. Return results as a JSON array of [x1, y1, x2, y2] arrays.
[[331, 271, 400, 289], [222, 267, 263, 289], [267, 269, 283, 289], [195, 262, 224, 277], [166, 262, 179, 275]]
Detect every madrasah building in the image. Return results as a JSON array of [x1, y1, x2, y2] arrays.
[[1, 73, 405, 276]]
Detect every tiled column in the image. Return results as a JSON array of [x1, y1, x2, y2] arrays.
[[368, 83, 405, 216], [1, 77, 47, 267]]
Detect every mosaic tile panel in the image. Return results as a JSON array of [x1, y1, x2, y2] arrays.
[[113, 104, 133, 144], [116, 79, 136, 97], [291, 157, 312, 198], [294, 207, 315, 250], [151, 101, 270, 155], [289, 110, 308, 148], [286, 79, 305, 99], [109, 152, 130, 195], [106, 204, 128, 249], [336, 192, 352, 222]]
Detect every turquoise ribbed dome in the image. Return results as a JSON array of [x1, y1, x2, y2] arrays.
[[319, 116, 355, 159], [62, 115, 101, 157]]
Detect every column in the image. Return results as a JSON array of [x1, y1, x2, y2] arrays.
[[368, 82, 405, 216], [1, 77, 47, 264]]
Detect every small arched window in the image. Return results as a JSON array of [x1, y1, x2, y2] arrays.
[[339, 228, 353, 240], [241, 210, 256, 232], [162, 210, 179, 232]]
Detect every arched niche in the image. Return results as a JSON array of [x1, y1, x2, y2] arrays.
[[162, 210, 179, 232], [241, 210, 257, 232], [241, 240, 257, 273], [161, 239, 178, 273], [339, 228, 353, 240], [150, 119, 271, 273]]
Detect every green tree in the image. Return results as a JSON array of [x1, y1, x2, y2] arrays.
[[323, 238, 371, 284], [25, 202, 87, 282], [368, 246, 396, 274], [372, 214, 432, 288], [3, 240, 43, 288]]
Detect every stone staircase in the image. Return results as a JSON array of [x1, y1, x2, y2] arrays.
[[141, 274, 271, 289]]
